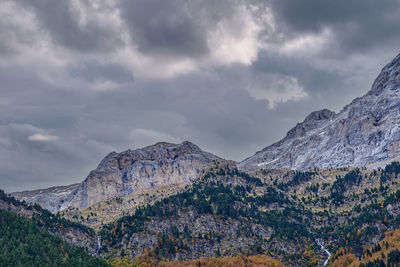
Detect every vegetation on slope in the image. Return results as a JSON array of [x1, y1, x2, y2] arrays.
[[0, 188, 100, 255], [0, 189, 93, 234], [98, 161, 400, 266], [313, 162, 400, 258], [4, 160, 399, 266], [0, 209, 109, 267], [258, 162, 400, 263], [331, 228, 400, 266], [109, 251, 284, 267], [99, 163, 321, 266]]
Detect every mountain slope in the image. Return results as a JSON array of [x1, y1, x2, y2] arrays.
[[0, 208, 109, 267], [13, 141, 219, 211], [332, 228, 400, 266], [12, 183, 79, 213], [0, 189, 99, 254], [97, 160, 400, 266], [240, 53, 400, 171], [99, 161, 325, 266]]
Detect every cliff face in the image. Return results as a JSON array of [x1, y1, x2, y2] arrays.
[[66, 141, 219, 208], [240, 53, 400, 171], [13, 141, 219, 211]]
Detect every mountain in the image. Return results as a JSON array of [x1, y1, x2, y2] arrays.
[[13, 141, 219, 212], [240, 53, 400, 171]]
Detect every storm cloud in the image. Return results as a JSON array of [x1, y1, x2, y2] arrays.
[[1, 0, 400, 191]]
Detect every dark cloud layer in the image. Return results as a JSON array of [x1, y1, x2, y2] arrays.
[[271, 0, 400, 53], [19, 0, 122, 52], [0, 0, 399, 192], [119, 0, 210, 58]]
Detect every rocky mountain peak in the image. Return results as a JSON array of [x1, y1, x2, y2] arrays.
[[98, 141, 210, 171], [240, 53, 400, 171], [13, 141, 220, 211], [286, 109, 336, 139], [70, 141, 220, 208], [368, 53, 400, 96], [304, 109, 336, 123], [140, 140, 203, 156]]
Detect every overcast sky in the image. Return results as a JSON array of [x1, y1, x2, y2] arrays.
[[1, 0, 400, 192]]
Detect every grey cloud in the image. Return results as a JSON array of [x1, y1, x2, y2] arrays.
[[119, 0, 210, 58], [0, 3, 37, 56], [17, 0, 122, 52], [251, 51, 356, 110], [0, 33, 17, 56], [118, 0, 248, 59], [68, 60, 134, 84], [0, 122, 113, 192], [270, 0, 400, 54]]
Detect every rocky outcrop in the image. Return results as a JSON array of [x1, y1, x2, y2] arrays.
[[240, 53, 400, 171], [12, 183, 79, 213], [13, 141, 219, 211]]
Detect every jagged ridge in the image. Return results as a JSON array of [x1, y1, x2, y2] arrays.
[[239, 53, 400, 171]]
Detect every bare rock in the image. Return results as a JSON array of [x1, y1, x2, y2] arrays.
[[240, 53, 400, 171], [13, 141, 219, 211]]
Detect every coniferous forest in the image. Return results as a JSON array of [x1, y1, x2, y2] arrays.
[[0, 209, 109, 267]]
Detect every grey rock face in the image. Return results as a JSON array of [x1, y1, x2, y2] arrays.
[[240, 53, 400, 171], [66, 141, 219, 209], [12, 184, 79, 213], [14, 141, 219, 211]]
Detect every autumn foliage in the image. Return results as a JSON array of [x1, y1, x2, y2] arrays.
[[109, 252, 284, 267], [331, 228, 400, 266]]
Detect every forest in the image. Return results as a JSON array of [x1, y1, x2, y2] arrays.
[[0, 209, 109, 267]]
